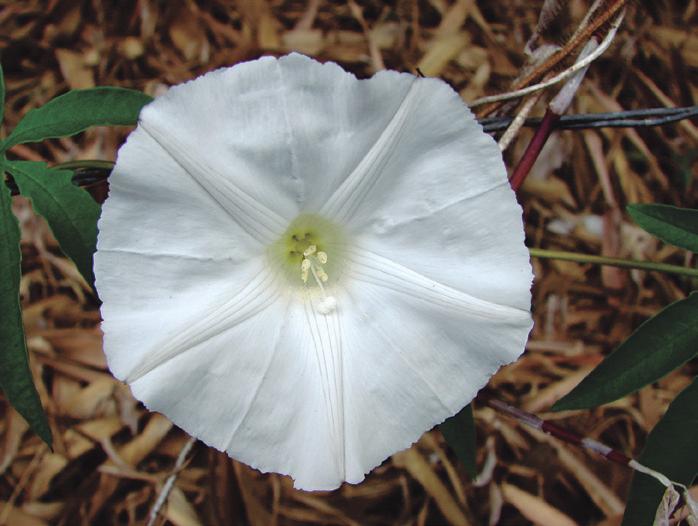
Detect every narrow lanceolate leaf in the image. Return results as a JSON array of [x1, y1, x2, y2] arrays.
[[553, 293, 698, 411], [438, 404, 477, 478], [7, 160, 99, 287], [621, 377, 698, 526], [2, 87, 152, 150], [627, 203, 698, 253], [0, 163, 52, 445]]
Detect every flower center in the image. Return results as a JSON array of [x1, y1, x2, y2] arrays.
[[269, 214, 346, 313]]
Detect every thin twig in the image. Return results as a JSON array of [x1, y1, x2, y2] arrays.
[[145, 436, 197, 526], [634, 68, 698, 142], [508, 34, 607, 189], [529, 247, 698, 278], [480, 0, 629, 116], [482, 105, 698, 132], [487, 399, 698, 521], [498, 93, 541, 152], [570, 0, 606, 41], [471, 9, 625, 108], [506, 16, 625, 192]]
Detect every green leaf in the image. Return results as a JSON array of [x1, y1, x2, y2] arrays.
[[621, 377, 698, 526], [438, 404, 477, 478], [0, 160, 52, 445], [2, 87, 152, 150], [6, 160, 99, 287], [553, 293, 698, 411], [627, 203, 698, 253]]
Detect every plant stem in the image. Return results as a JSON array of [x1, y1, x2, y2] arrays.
[[54, 160, 115, 171], [479, 0, 628, 117], [510, 109, 560, 191], [529, 247, 698, 278]]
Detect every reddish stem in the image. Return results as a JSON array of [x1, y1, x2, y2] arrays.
[[509, 109, 560, 192], [487, 398, 634, 468]]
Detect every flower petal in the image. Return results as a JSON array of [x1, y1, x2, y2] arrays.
[[329, 75, 532, 311], [99, 249, 350, 489], [262, 54, 420, 211], [96, 252, 270, 380], [140, 118, 287, 243], [97, 125, 265, 261], [124, 264, 281, 383], [319, 78, 419, 222], [345, 249, 530, 321], [126, 287, 350, 490], [313, 72, 510, 232], [356, 178, 531, 312], [338, 255, 532, 483], [137, 60, 299, 243]]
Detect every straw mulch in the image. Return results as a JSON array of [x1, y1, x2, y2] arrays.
[[1, 1, 696, 524]]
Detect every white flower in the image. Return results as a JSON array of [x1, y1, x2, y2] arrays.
[[94, 53, 532, 491]]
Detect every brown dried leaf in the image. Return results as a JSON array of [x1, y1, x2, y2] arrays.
[[521, 175, 577, 207], [239, 0, 280, 50], [0, 408, 30, 476], [522, 366, 596, 413], [164, 486, 203, 526], [20, 501, 63, 522], [436, 0, 473, 36], [392, 447, 471, 526], [63, 429, 94, 458], [76, 416, 124, 442], [62, 377, 115, 419], [501, 483, 577, 526], [283, 29, 324, 55], [0, 502, 48, 526], [119, 414, 173, 466], [651, 26, 698, 66], [525, 426, 625, 517], [28, 453, 66, 500], [418, 32, 470, 76], [39, 328, 106, 369], [55, 49, 95, 89], [234, 462, 273, 526], [118, 36, 145, 60], [169, 9, 208, 62]]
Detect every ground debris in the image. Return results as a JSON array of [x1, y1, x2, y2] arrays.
[[1, 0, 696, 524]]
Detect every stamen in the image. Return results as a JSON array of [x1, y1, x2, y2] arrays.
[[300, 248, 337, 314], [301, 258, 311, 283], [309, 262, 327, 293], [271, 213, 346, 293]]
